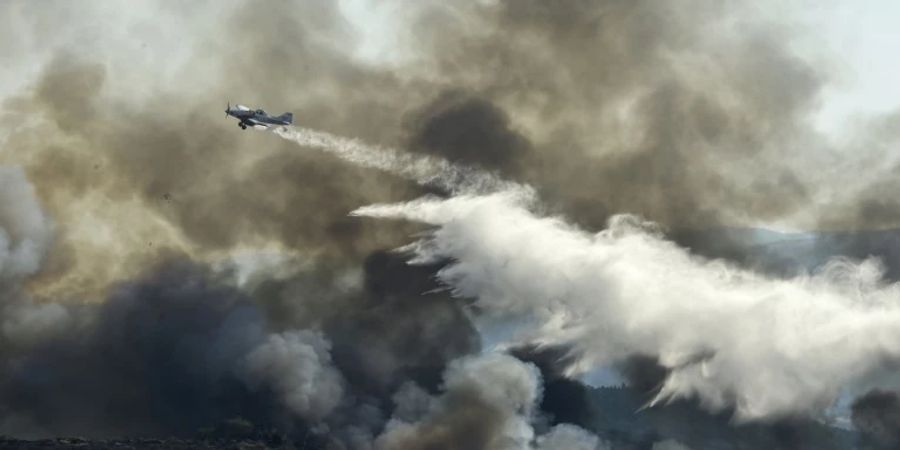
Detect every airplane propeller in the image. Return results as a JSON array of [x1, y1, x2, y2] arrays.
[[225, 102, 230, 117]]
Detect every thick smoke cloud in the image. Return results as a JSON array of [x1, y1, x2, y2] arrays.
[[240, 330, 345, 421], [405, 90, 531, 176], [404, 0, 831, 231], [2, 0, 889, 300], [0, 171, 471, 444], [376, 353, 603, 450], [3, 0, 900, 446], [245, 248, 480, 402], [0, 167, 65, 349], [0, 247, 476, 447], [852, 390, 900, 448], [0, 166, 52, 280], [376, 353, 541, 449], [2, 1, 426, 300], [0, 258, 271, 438], [0, 242, 494, 447]]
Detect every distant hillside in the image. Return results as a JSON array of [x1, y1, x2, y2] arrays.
[[580, 385, 857, 450]]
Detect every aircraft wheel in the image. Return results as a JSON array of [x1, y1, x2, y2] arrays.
[[240, 124, 246, 130]]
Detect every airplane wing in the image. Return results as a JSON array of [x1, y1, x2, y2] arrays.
[[245, 117, 271, 127]]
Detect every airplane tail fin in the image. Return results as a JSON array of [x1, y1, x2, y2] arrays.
[[278, 112, 293, 124]]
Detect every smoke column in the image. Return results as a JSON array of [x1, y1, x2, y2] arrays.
[[274, 126, 520, 195]]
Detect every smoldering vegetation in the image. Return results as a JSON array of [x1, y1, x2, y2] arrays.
[[2, 0, 900, 448]]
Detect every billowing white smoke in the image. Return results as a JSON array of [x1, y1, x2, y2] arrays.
[[0, 166, 52, 280], [0, 166, 68, 346], [535, 424, 605, 450], [376, 353, 604, 450], [275, 126, 519, 195], [240, 330, 345, 421], [355, 191, 900, 421]]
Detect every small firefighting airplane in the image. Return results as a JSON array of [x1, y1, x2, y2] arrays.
[[225, 102, 293, 130]]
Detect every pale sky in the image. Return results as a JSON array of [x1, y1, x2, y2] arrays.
[[789, 1, 900, 138]]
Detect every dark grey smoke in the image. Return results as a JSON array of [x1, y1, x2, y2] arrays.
[[0, 257, 274, 438], [0, 251, 480, 445], [438, 0, 825, 230], [248, 249, 479, 400], [852, 390, 900, 449], [329, 250, 479, 395], [406, 90, 531, 176], [375, 353, 551, 450]]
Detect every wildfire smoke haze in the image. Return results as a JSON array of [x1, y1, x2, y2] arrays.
[[2, 1, 900, 449]]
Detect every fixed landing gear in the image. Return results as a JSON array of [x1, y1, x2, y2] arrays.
[[239, 123, 247, 130]]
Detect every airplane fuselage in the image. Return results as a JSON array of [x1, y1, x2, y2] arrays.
[[226, 104, 293, 130]]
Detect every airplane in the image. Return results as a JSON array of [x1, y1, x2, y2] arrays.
[[225, 102, 293, 130]]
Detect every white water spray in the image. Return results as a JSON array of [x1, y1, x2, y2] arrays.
[[355, 193, 900, 422], [277, 125, 900, 422], [275, 126, 521, 195]]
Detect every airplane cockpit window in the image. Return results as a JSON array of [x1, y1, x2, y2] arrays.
[[256, 109, 264, 115]]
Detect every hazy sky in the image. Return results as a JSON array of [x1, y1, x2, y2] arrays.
[[335, 0, 900, 140]]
